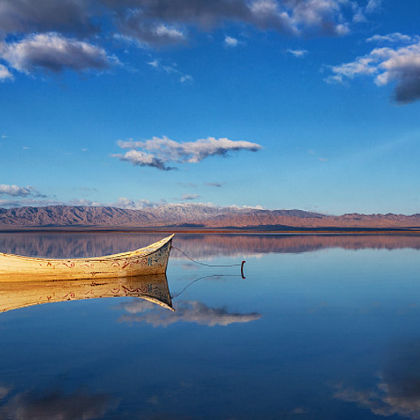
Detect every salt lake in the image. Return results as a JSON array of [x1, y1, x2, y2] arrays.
[[1, 232, 420, 420]]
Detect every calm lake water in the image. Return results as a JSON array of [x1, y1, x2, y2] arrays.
[[1, 232, 420, 419]]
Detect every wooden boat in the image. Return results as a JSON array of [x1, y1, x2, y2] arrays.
[[0, 234, 174, 282], [0, 274, 174, 313]]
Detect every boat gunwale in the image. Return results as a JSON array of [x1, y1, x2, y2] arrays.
[[0, 234, 174, 263]]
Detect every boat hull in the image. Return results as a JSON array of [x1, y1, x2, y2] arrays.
[[0, 234, 174, 282], [0, 274, 174, 313]]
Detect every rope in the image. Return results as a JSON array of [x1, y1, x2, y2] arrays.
[[171, 245, 242, 268], [171, 274, 242, 299]]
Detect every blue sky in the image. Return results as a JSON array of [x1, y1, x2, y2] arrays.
[[1, 0, 420, 215]]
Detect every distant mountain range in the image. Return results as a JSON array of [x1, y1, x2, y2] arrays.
[[1, 204, 420, 231]]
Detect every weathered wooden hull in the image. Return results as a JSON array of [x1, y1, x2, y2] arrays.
[[0, 234, 174, 281], [0, 274, 174, 313]]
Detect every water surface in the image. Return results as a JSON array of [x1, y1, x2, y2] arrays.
[[1, 232, 420, 419]]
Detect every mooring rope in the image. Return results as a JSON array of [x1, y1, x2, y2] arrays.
[[171, 274, 242, 299], [171, 245, 242, 268]]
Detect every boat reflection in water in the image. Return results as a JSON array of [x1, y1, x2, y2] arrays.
[[0, 273, 173, 314]]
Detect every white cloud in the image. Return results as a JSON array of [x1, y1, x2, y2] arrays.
[[0, 63, 13, 80], [155, 24, 186, 41], [286, 48, 308, 58], [147, 59, 159, 68], [0, 0, 364, 60], [0, 33, 118, 75], [115, 8, 189, 48], [285, 0, 352, 36], [180, 74, 193, 83], [224, 36, 239, 47], [0, 184, 45, 197], [114, 136, 262, 170], [327, 55, 377, 83], [326, 34, 420, 103], [0, 196, 170, 210], [0, 198, 61, 208], [0, 0, 375, 85], [111, 197, 167, 210], [147, 57, 193, 83], [367, 33, 416, 45], [181, 194, 200, 201], [365, 0, 383, 13], [68, 198, 103, 206], [112, 149, 175, 171], [111, 0, 358, 39]]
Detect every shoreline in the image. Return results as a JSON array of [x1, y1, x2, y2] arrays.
[[1, 227, 420, 235]]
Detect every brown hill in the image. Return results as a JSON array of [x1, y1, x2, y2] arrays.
[[0, 204, 419, 230]]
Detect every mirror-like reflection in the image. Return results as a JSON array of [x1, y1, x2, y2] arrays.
[[0, 387, 116, 420], [0, 274, 173, 313], [334, 341, 420, 419], [118, 299, 261, 327], [0, 232, 420, 419], [1, 232, 420, 259], [0, 234, 173, 281]]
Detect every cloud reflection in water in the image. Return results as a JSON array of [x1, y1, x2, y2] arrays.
[[335, 342, 420, 419], [118, 299, 261, 327], [335, 380, 420, 419], [0, 388, 115, 420]]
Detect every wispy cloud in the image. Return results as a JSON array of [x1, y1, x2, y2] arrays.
[[178, 182, 197, 188], [111, 197, 167, 210], [224, 36, 239, 47], [68, 198, 103, 206], [180, 194, 200, 201], [0, 184, 45, 198], [286, 48, 308, 58], [0, 63, 13, 81], [366, 32, 414, 44], [117, 17, 188, 48], [365, 0, 383, 13], [0, 196, 169, 210], [147, 58, 193, 83], [0, 198, 61, 208], [326, 34, 420, 104], [113, 136, 262, 170], [205, 182, 225, 188], [307, 149, 328, 162]]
